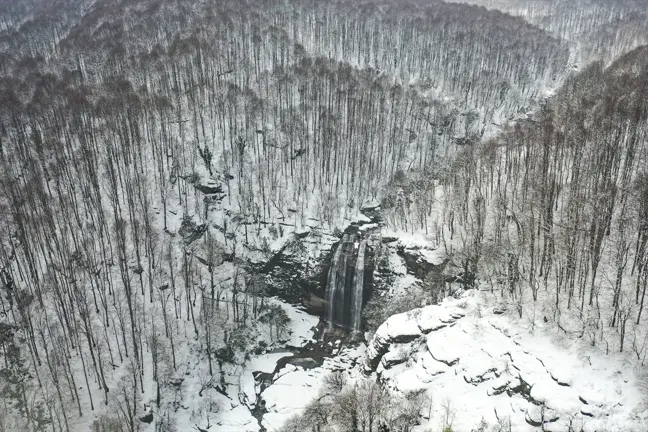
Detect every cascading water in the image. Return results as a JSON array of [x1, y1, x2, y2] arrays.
[[337, 240, 351, 324], [325, 234, 367, 332], [352, 241, 366, 333], [326, 234, 348, 325]]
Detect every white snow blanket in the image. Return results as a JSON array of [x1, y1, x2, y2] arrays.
[[363, 295, 648, 432]]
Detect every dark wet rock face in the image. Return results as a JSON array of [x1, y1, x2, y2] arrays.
[[273, 345, 331, 372], [259, 235, 325, 314], [259, 221, 379, 335], [252, 371, 274, 394]]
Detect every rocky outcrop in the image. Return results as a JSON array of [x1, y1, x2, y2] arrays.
[[193, 176, 225, 194], [188, 174, 227, 203], [363, 301, 465, 374], [178, 216, 207, 244], [257, 233, 331, 314], [195, 182, 224, 194], [360, 202, 382, 223], [396, 246, 447, 280], [360, 295, 642, 431]]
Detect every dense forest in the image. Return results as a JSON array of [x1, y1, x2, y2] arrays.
[[0, 0, 647, 431], [451, 0, 648, 64]]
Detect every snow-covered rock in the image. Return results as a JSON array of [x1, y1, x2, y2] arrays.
[[363, 300, 465, 373], [361, 295, 647, 432]]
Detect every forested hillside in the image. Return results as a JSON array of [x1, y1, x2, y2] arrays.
[[448, 0, 648, 64], [0, 0, 647, 431], [436, 45, 648, 354]]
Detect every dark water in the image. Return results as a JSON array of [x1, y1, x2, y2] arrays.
[[325, 234, 368, 332]]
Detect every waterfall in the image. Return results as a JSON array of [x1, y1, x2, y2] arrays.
[[352, 241, 367, 333], [336, 239, 350, 325], [325, 234, 368, 331], [326, 234, 348, 325]]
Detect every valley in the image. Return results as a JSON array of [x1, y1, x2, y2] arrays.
[[0, 0, 647, 431]]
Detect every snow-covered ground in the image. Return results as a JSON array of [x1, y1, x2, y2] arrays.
[[234, 288, 646, 432], [217, 302, 320, 431], [262, 345, 366, 431]]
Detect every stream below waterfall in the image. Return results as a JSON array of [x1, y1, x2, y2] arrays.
[[246, 333, 365, 431]]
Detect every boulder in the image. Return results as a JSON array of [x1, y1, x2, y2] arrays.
[[139, 411, 153, 424], [194, 177, 224, 194], [360, 202, 382, 222], [178, 216, 207, 245], [397, 246, 446, 280]]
